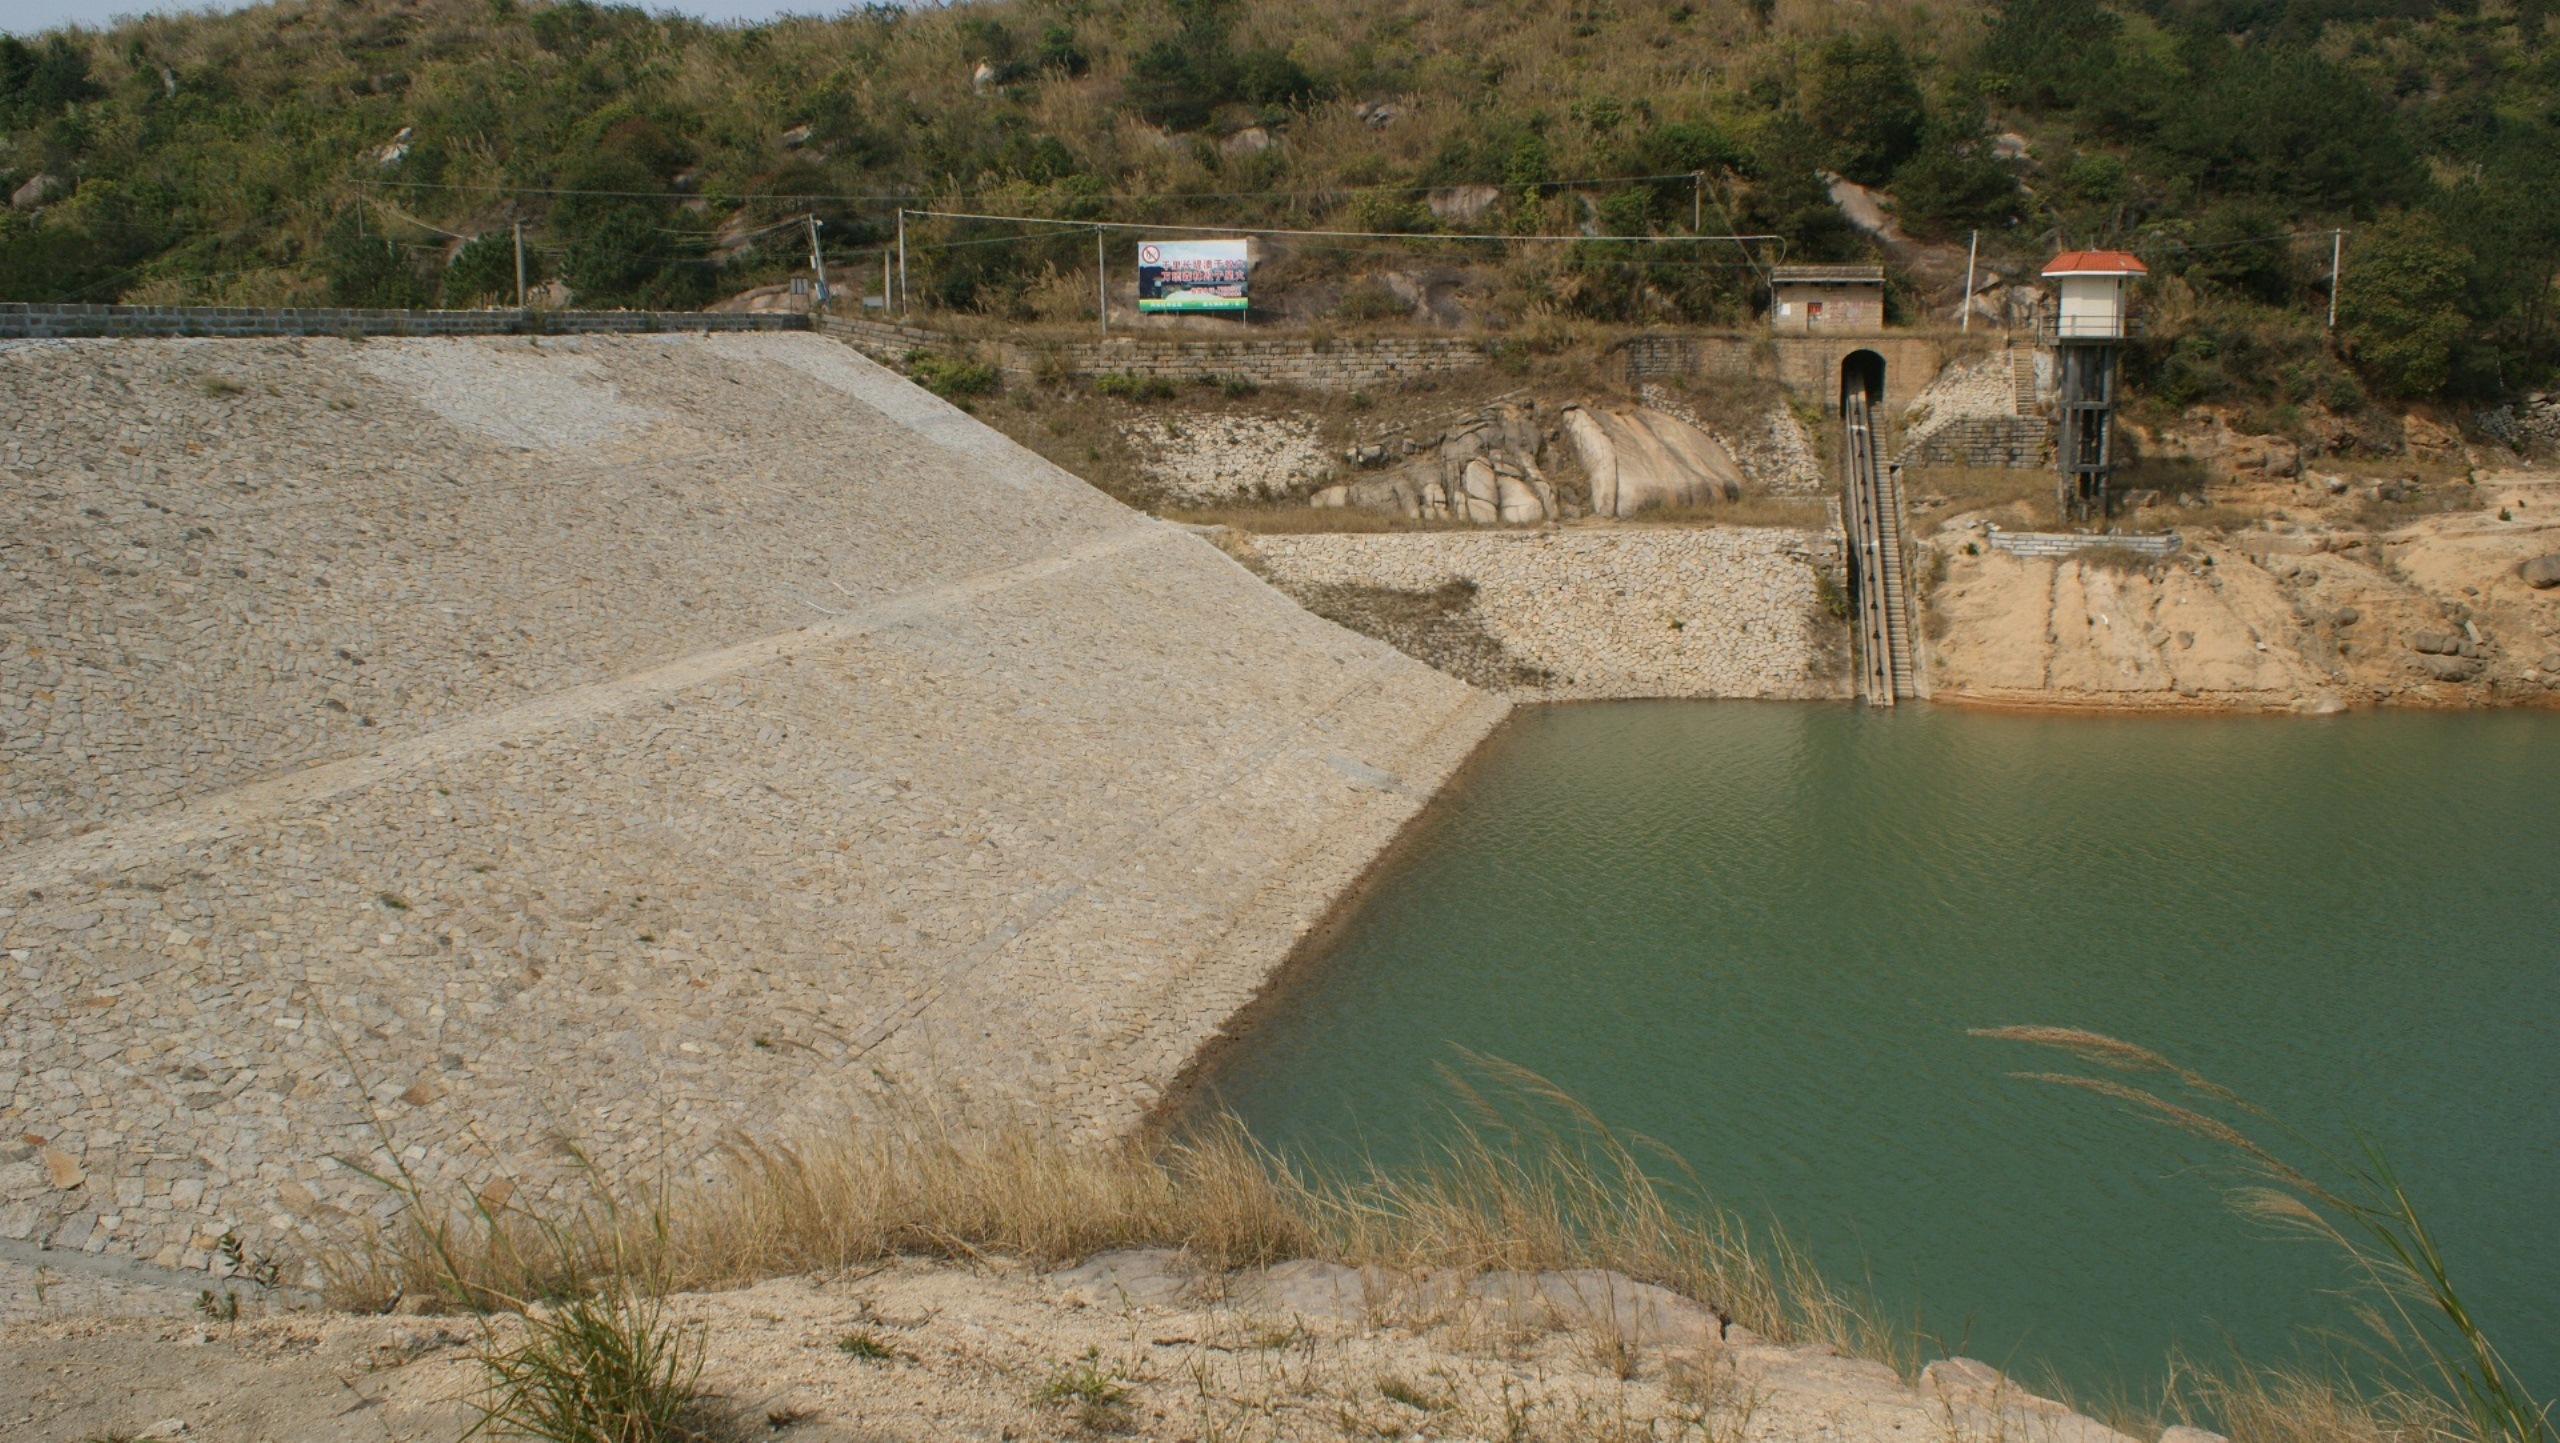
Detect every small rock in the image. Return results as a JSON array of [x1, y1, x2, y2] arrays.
[[1219, 126, 1273, 157], [2420, 654, 2482, 682], [1466, 1268, 1721, 1347], [1225, 1258, 1372, 1323], [2411, 631, 2458, 655], [1920, 1357, 2008, 1399], [2517, 554, 2560, 589], [41, 1147, 83, 1189], [10, 172, 62, 210], [1051, 1248, 1194, 1308], [2332, 606, 2359, 627], [2160, 1428, 2230, 1443], [778, 124, 814, 149]]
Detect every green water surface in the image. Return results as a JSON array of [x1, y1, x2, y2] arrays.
[[1202, 702, 2559, 1402]]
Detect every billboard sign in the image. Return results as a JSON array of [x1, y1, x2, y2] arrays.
[[1136, 239, 1251, 313]]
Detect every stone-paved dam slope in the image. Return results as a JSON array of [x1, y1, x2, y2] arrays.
[[0, 333, 1504, 1280]]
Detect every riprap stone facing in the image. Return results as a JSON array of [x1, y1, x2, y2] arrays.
[[0, 333, 1503, 1282]]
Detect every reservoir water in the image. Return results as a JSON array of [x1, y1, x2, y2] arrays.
[[1202, 702, 2559, 1401]]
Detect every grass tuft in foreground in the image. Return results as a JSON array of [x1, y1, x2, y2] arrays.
[[472, 1286, 707, 1443]]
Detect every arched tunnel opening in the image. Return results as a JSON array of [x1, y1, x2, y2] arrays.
[[1840, 349, 1887, 413]]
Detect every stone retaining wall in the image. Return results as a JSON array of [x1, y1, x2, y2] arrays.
[[1904, 415, 2050, 469], [821, 315, 1494, 392], [0, 332, 1505, 1283], [0, 302, 809, 340]]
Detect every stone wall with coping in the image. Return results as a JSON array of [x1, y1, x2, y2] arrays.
[[0, 303, 809, 340], [821, 314, 1495, 393]]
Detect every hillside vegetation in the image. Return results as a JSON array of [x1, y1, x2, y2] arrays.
[[1, 0, 2556, 413]]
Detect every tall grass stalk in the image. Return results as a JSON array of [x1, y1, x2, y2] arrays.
[[339, 1061, 1897, 1366], [1974, 1025, 2551, 1443]]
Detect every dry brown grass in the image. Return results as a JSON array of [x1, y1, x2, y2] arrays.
[[333, 1066, 1895, 1369], [1902, 466, 2058, 532], [2186, 1362, 2464, 1443]]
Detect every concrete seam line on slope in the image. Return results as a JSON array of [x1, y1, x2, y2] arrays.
[[0, 1233, 322, 1310], [0, 523, 1173, 900]]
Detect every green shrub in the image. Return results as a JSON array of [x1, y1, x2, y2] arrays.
[[1334, 281, 1408, 323], [906, 349, 1002, 400], [441, 231, 534, 308], [2338, 211, 2473, 399], [1092, 370, 1175, 401]]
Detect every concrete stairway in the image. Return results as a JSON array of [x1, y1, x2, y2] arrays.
[[1840, 392, 1917, 706]]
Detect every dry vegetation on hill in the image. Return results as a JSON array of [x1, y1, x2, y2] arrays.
[[3, 0, 2556, 424]]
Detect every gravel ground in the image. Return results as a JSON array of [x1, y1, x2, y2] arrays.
[[1252, 528, 1850, 700], [1123, 411, 1331, 503], [0, 1252, 2141, 1443]]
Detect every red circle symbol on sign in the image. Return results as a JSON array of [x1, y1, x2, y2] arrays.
[[1139, 244, 1162, 265]]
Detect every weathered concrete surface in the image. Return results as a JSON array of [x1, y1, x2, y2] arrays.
[[0, 333, 1504, 1284], [1251, 529, 1850, 700]]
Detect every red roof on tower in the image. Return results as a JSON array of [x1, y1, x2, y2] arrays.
[[2042, 250, 2149, 277]]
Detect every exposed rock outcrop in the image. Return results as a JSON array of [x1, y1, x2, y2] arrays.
[[1562, 404, 1749, 518], [1313, 401, 1559, 523]]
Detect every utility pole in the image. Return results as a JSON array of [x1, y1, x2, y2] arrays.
[[2327, 229, 2344, 330], [882, 250, 892, 314], [1693, 171, 1704, 233], [513, 219, 527, 311], [1962, 229, 1978, 332], [1096, 226, 1108, 334], [805, 213, 829, 313], [896, 210, 909, 317]]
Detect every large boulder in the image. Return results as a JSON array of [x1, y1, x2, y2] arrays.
[[2519, 553, 2560, 588], [1562, 405, 1749, 518], [10, 173, 62, 210], [1458, 459, 1501, 523]]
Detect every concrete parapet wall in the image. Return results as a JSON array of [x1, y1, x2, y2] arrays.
[[0, 302, 809, 340], [0, 332, 1503, 1284]]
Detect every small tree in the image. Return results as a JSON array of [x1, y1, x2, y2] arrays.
[[1889, 117, 2023, 238], [322, 210, 434, 309], [1805, 31, 1927, 186], [2339, 211, 2473, 398], [441, 231, 535, 308]]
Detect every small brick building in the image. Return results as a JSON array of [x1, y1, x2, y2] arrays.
[[1767, 265, 1886, 333]]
